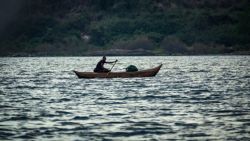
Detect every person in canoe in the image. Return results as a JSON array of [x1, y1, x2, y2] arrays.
[[94, 56, 117, 73]]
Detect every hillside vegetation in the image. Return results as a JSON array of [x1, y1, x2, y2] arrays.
[[0, 0, 249, 56]]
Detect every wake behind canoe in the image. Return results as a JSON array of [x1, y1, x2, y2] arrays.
[[73, 64, 162, 79]]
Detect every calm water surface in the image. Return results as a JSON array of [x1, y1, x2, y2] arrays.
[[0, 56, 249, 140]]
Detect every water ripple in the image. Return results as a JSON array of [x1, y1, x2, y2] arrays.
[[0, 56, 249, 140]]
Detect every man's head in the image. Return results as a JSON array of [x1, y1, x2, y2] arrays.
[[103, 56, 106, 61]]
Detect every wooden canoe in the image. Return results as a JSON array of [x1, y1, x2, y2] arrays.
[[73, 64, 162, 79]]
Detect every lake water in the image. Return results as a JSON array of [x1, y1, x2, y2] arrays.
[[0, 56, 249, 140]]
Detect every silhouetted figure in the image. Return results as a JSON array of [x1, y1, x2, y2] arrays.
[[94, 56, 117, 73]]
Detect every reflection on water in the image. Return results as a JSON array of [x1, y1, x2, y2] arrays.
[[0, 56, 249, 140]]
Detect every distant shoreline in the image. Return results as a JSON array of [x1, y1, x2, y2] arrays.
[[1, 52, 249, 57]]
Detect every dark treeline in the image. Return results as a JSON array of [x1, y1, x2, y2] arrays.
[[0, 0, 249, 56]]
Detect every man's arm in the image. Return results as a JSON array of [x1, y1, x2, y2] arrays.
[[105, 60, 118, 64]]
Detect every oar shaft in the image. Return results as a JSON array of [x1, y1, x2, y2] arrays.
[[106, 62, 116, 77], [110, 62, 116, 71]]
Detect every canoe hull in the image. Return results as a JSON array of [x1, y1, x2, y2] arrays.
[[73, 64, 162, 79]]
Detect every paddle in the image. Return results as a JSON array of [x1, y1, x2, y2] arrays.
[[106, 60, 117, 77]]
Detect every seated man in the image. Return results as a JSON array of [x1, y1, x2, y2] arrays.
[[94, 56, 117, 73]]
